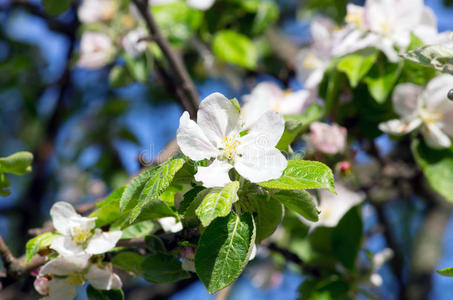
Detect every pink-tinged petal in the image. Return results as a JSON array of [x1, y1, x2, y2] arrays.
[[85, 230, 122, 255], [50, 236, 85, 257], [197, 93, 242, 146], [234, 147, 287, 183], [34, 276, 50, 296], [378, 118, 422, 135], [422, 123, 452, 149], [392, 83, 422, 117], [176, 111, 218, 161], [39, 256, 89, 276], [85, 264, 122, 290], [194, 159, 232, 188], [50, 202, 79, 235], [309, 122, 347, 154], [241, 111, 285, 148]]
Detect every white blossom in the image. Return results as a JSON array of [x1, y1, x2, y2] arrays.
[[150, 0, 215, 10], [158, 217, 183, 233], [368, 248, 393, 287], [50, 202, 122, 257], [176, 93, 287, 187], [379, 75, 453, 149], [122, 28, 148, 58], [241, 82, 313, 128], [78, 0, 117, 23], [77, 32, 114, 69], [308, 122, 347, 154], [36, 255, 121, 300]]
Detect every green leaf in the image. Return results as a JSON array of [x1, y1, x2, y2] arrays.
[[212, 30, 258, 69], [130, 157, 185, 222], [437, 267, 453, 277], [0, 174, 11, 197], [337, 49, 378, 87], [120, 168, 156, 211], [249, 192, 283, 243], [258, 160, 335, 193], [332, 206, 363, 270], [179, 186, 206, 215], [86, 285, 124, 300], [90, 187, 126, 228], [121, 221, 157, 239], [25, 232, 57, 263], [142, 253, 190, 283], [112, 252, 145, 276], [272, 190, 319, 222], [412, 139, 453, 202], [123, 53, 148, 83], [364, 59, 401, 103], [252, 1, 279, 34], [196, 181, 239, 227], [182, 189, 211, 227], [42, 0, 71, 17], [109, 65, 134, 88], [195, 212, 256, 294], [0, 151, 33, 175], [401, 45, 453, 74]]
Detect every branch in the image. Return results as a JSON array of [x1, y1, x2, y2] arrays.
[[132, 0, 199, 119]]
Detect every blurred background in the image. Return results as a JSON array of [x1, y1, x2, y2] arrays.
[[1, 0, 453, 299]]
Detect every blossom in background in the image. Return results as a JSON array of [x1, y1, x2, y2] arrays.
[[181, 247, 196, 272], [78, 0, 117, 23], [77, 32, 114, 69], [379, 75, 453, 149], [241, 82, 313, 128], [122, 28, 148, 57], [368, 248, 394, 287], [177, 93, 287, 187], [333, 0, 437, 62], [150, 0, 215, 10], [35, 255, 121, 300], [50, 202, 122, 257], [158, 217, 183, 233], [308, 122, 347, 154], [306, 183, 364, 229]]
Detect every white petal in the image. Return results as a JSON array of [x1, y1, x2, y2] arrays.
[[249, 244, 257, 261], [241, 82, 281, 128], [197, 93, 242, 146], [234, 147, 287, 183], [422, 75, 453, 110], [187, 0, 215, 10], [69, 215, 97, 232], [280, 90, 313, 115], [85, 230, 122, 255], [39, 256, 89, 276], [305, 68, 326, 90], [50, 236, 85, 257], [392, 83, 422, 117], [378, 118, 421, 135], [241, 111, 285, 148], [176, 111, 218, 161], [422, 123, 452, 149], [46, 278, 77, 300], [86, 264, 122, 290], [195, 159, 232, 188], [50, 202, 79, 235], [158, 217, 183, 233]]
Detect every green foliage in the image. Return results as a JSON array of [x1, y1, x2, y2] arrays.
[[195, 212, 255, 294], [337, 49, 378, 88], [272, 190, 319, 222], [251, 1, 280, 34], [412, 139, 453, 203], [364, 58, 402, 103], [298, 276, 350, 300], [42, 0, 71, 17], [0, 151, 33, 175], [25, 232, 57, 263], [142, 253, 190, 283], [112, 252, 145, 276], [249, 191, 283, 243], [90, 187, 126, 227], [120, 221, 158, 239], [258, 160, 336, 193], [86, 285, 124, 300], [437, 267, 453, 277], [212, 30, 258, 69], [402, 45, 453, 75]]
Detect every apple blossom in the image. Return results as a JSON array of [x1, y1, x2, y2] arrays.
[[241, 82, 313, 128], [49, 202, 122, 257], [122, 28, 148, 58], [368, 248, 393, 287], [308, 122, 347, 154], [176, 92, 287, 187], [77, 32, 114, 69], [379, 75, 453, 148], [150, 0, 215, 10], [36, 255, 121, 300], [78, 0, 117, 24], [158, 217, 183, 233]]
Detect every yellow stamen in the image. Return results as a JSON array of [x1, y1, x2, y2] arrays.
[[221, 135, 241, 161], [72, 227, 92, 245]]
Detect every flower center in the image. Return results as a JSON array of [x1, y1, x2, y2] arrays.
[[220, 135, 241, 161], [64, 273, 85, 288], [302, 52, 322, 70], [379, 22, 392, 36], [345, 11, 363, 28], [420, 109, 442, 125], [71, 227, 92, 245]]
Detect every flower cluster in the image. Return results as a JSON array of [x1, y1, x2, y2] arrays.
[[34, 202, 122, 299]]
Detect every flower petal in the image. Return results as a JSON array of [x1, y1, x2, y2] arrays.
[[158, 217, 183, 233], [39, 255, 89, 276], [422, 123, 452, 149], [195, 159, 232, 188], [392, 83, 422, 117], [176, 111, 218, 161], [241, 111, 285, 148], [46, 278, 77, 300], [422, 75, 453, 110], [85, 264, 122, 290], [197, 93, 241, 146], [378, 118, 421, 135], [50, 236, 85, 257], [234, 147, 287, 183], [241, 82, 281, 128], [85, 230, 122, 255], [50, 202, 79, 235]]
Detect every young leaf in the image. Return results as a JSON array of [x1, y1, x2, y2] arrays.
[[249, 192, 283, 243], [25, 232, 57, 263], [196, 181, 239, 227], [90, 187, 126, 227], [120, 168, 156, 211], [86, 284, 124, 300], [272, 190, 319, 222], [112, 252, 145, 276], [412, 139, 453, 203], [195, 212, 256, 294], [178, 186, 206, 215], [364, 59, 401, 103], [437, 267, 453, 277], [212, 30, 258, 69], [401, 45, 453, 74], [337, 48, 378, 87], [258, 160, 335, 193], [120, 221, 157, 239], [0, 151, 33, 175], [142, 253, 190, 283]]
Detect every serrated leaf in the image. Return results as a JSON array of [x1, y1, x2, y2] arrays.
[[250, 192, 283, 243], [258, 160, 335, 193], [182, 189, 211, 227], [272, 190, 319, 222], [437, 267, 453, 277], [42, 0, 71, 16], [90, 187, 126, 228], [112, 252, 145, 276], [86, 285, 124, 300], [120, 221, 157, 239], [212, 30, 258, 69], [179, 186, 206, 215], [130, 157, 185, 222], [0, 151, 33, 175], [25, 232, 57, 263], [120, 168, 157, 211], [337, 49, 378, 87], [195, 212, 256, 294], [412, 139, 453, 202], [196, 182, 239, 227], [142, 253, 190, 283], [401, 45, 453, 74]]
